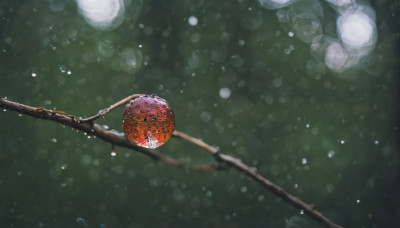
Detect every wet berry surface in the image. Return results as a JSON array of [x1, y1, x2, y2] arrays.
[[122, 95, 175, 148]]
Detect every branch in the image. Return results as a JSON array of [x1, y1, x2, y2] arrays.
[[0, 98, 219, 171], [173, 131, 342, 228], [0, 97, 343, 228], [80, 93, 145, 123]]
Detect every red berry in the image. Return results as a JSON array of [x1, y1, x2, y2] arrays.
[[122, 95, 175, 149]]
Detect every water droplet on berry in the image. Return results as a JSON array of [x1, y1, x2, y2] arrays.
[[122, 95, 175, 149]]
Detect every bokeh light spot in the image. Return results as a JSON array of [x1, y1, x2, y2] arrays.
[[76, 0, 125, 30]]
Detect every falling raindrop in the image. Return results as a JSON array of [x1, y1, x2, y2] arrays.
[[76, 217, 86, 225], [301, 158, 307, 165], [59, 65, 66, 73], [327, 150, 335, 158]]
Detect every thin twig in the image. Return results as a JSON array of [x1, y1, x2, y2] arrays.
[[80, 94, 145, 123], [173, 131, 219, 154], [0, 97, 343, 228]]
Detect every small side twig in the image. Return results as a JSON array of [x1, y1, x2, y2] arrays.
[[80, 94, 145, 123], [0, 97, 343, 228]]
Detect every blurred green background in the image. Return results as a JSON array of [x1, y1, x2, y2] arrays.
[[1, 0, 399, 227]]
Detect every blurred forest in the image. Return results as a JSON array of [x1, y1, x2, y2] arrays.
[[0, 0, 400, 227]]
